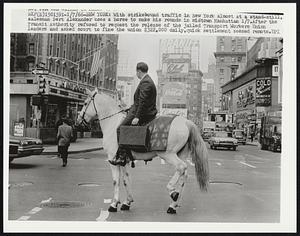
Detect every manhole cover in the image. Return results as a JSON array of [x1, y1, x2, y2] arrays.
[[9, 182, 33, 188], [78, 183, 101, 187], [209, 181, 243, 186], [40, 201, 88, 208]]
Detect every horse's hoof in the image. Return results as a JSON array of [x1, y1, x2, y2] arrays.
[[170, 191, 179, 201], [108, 205, 117, 212], [167, 207, 176, 214], [120, 204, 130, 211]]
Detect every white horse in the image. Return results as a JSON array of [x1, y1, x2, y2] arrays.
[[77, 88, 209, 214]]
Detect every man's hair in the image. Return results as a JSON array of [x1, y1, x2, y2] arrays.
[[136, 62, 148, 73]]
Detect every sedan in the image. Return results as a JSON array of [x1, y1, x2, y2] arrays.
[[9, 135, 44, 163], [208, 131, 238, 151]]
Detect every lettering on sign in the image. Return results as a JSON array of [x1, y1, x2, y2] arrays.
[[256, 78, 272, 106]]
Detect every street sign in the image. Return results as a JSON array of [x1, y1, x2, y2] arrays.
[[32, 68, 49, 75]]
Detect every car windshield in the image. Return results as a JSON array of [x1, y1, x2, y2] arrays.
[[214, 132, 230, 138], [234, 131, 243, 136]]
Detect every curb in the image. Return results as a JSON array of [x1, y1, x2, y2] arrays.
[[41, 147, 103, 155], [246, 142, 259, 146]]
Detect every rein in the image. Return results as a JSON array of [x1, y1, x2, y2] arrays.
[[79, 93, 125, 126]]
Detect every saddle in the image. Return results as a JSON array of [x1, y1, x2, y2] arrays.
[[119, 115, 177, 153]]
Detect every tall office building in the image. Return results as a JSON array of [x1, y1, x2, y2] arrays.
[[214, 36, 247, 111]]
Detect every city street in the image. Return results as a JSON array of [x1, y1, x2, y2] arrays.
[[8, 143, 281, 223]]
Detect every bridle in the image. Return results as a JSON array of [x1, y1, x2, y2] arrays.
[[79, 92, 124, 127]]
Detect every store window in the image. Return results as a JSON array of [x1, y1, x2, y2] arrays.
[[29, 43, 35, 54]]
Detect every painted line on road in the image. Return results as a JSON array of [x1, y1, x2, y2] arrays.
[[104, 199, 112, 204], [243, 153, 265, 161], [187, 159, 195, 167], [17, 197, 52, 221], [96, 209, 109, 221], [240, 161, 256, 169], [17, 216, 31, 221], [28, 207, 42, 214], [161, 159, 165, 165]]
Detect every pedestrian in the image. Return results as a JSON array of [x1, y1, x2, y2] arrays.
[[57, 117, 73, 167], [109, 62, 158, 166]]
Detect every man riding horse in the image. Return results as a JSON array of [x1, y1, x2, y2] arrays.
[[109, 62, 158, 166]]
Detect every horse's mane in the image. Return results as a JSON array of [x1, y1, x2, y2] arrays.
[[95, 92, 121, 117]]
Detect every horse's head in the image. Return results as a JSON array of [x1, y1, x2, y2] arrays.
[[77, 88, 99, 126]]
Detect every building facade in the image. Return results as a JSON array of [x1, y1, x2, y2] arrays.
[[10, 33, 119, 142], [221, 37, 282, 138], [157, 52, 203, 127], [214, 36, 247, 111]]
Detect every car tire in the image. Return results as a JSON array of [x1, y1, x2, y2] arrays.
[[232, 146, 236, 151]]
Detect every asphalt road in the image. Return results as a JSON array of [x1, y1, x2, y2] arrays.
[[8, 143, 281, 223]]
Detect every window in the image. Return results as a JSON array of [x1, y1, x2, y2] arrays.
[[64, 35, 67, 44], [220, 78, 224, 85], [231, 57, 236, 62], [232, 46, 235, 51], [72, 42, 74, 50], [237, 45, 242, 52], [220, 68, 224, 74], [63, 50, 66, 58], [29, 43, 35, 54], [56, 48, 59, 57], [28, 62, 35, 71], [220, 57, 225, 62], [57, 34, 60, 42], [220, 45, 224, 51], [49, 45, 52, 55], [238, 56, 242, 62]]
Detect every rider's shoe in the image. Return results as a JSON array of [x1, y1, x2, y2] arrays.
[[108, 150, 126, 166]]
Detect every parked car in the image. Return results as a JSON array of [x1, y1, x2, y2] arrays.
[[9, 135, 44, 163], [201, 130, 214, 141], [232, 129, 246, 145], [208, 131, 238, 151]]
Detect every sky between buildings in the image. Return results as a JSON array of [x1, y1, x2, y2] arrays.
[[118, 34, 217, 84]]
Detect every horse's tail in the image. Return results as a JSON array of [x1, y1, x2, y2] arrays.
[[186, 120, 209, 191]]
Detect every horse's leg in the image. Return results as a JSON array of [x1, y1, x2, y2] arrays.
[[108, 164, 121, 212], [120, 165, 134, 211], [159, 153, 188, 214]]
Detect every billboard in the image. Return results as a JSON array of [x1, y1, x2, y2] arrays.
[[160, 108, 188, 118], [162, 53, 190, 74], [256, 77, 272, 106], [161, 82, 187, 105]]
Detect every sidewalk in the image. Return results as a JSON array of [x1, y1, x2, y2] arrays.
[[42, 138, 103, 155], [246, 140, 260, 146]]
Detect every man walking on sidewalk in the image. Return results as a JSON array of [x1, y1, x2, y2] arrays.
[[57, 117, 73, 167]]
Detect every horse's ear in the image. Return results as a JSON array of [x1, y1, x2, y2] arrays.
[[86, 88, 92, 96]]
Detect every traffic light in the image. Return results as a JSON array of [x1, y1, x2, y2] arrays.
[[38, 75, 46, 94]]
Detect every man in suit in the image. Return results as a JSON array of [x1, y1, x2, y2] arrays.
[[109, 62, 157, 166], [57, 117, 73, 167]]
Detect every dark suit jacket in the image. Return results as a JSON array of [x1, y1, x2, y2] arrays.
[[130, 74, 157, 121]]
